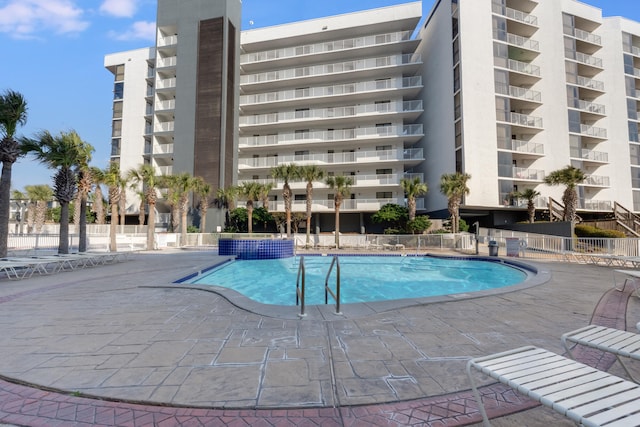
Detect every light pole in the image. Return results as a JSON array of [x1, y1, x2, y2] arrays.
[[473, 221, 480, 255]]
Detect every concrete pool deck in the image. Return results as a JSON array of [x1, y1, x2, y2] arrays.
[[0, 249, 638, 426]]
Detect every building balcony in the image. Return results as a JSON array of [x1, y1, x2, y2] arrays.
[[497, 138, 544, 156], [152, 143, 174, 157], [239, 124, 424, 149], [157, 56, 177, 68], [498, 166, 545, 181], [154, 121, 175, 133], [578, 199, 612, 211], [239, 100, 422, 127], [494, 29, 539, 53], [505, 58, 540, 77], [565, 28, 601, 46], [266, 197, 424, 213], [157, 166, 173, 176], [240, 54, 422, 87], [571, 148, 608, 163], [500, 111, 543, 129], [568, 98, 605, 116], [158, 34, 177, 47], [566, 50, 603, 69], [238, 173, 424, 190], [575, 124, 607, 139], [573, 75, 605, 93], [238, 148, 424, 170], [240, 76, 422, 109], [625, 45, 640, 58], [492, 4, 538, 28], [155, 99, 175, 111], [156, 78, 176, 90], [495, 83, 541, 103], [582, 174, 610, 187], [241, 30, 413, 66]]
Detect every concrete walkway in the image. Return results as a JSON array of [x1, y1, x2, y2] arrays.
[[0, 250, 638, 426]]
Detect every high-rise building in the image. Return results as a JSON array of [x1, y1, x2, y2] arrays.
[[106, 0, 640, 232]]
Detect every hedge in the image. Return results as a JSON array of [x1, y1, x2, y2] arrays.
[[574, 224, 627, 238]]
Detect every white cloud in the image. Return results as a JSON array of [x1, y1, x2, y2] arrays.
[[99, 0, 138, 18], [108, 20, 155, 41], [0, 0, 89, 39]]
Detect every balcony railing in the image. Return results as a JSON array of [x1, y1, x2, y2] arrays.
[[154, 121, 175, 133], [579, 199, 612, 211], [492, 4, 538, 26], [498, 166, 545, 181], [571, 148, 608, 162], [508, 112, 543, 128], [239, 148, 424, 169], [495, 83, 541, 102], [566, 50, 603, 68], [240, 76, 422, 106], [577, 124, 607, 138], [497, 138, 544, 155], [241, 30, 413, 65], [155, 99, 175, 111], [239, 101, 422, 126], [239, 124, 424, 147], [153, 144, 174, 155], [156, 78, 176, 90], [575, 75, 605, 92], [624, 45, 640, 57], [568, 98, 605, 115], [240, 54, 421, 85], [157, 166, 173, 175], [157, 56, 177, 68], [565, 28, 602, 45], [157, 35, 177, 47], [266, 198, 424, 213], [494, 29, 539, 51], [583, 175, 610, 187], [506, 59, 540, 76]]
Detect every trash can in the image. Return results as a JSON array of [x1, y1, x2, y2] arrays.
[[488, 240, 499, 257]]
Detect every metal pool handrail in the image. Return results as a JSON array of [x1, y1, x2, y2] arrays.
[[324, 255, 342, 314], [296, 256, 306, 317]]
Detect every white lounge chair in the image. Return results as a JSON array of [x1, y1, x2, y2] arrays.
[[562, 325, 640, 384], [613, 270, 640, 298], [467, 346, 640, 426]]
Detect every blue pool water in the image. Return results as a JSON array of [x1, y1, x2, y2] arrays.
[[188, 256, 528, 306]]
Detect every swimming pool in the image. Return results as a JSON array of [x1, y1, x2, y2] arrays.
[[187, 255, 529, 306]]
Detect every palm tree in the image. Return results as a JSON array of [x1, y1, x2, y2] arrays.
[[299, 165, 325, 248], [257, 182, 274, 210], [118, 175, 129, 228], [89, 166, 106, 225], [240, 181, 261, 234], [325, 175, 352, 249], [215, 186, 237, 231], [0, 90, 28, 257], [194, 178, 212, 233], [135, 190, 146, 226], [401, 176, 428, 221], [160, 174, 181, 233], [21, 130, 92, 254], [513, 188, 541, 223], [544, 165, 586, 222], [103, 161, 122, 252], [25, 185, 52, 234], [74, 143, 94, 252], [169, 172, 197, 246], [271, 163, 300, 238], [127, 164, 160, 251], [439, 172, 471, 233]]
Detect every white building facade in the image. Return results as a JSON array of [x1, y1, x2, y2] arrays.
[[106, 0, 640, 231]]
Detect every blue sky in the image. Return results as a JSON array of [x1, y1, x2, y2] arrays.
[[0, 0, 638, 191]]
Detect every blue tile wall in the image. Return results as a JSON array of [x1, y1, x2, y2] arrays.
[[219, 239, 294, 260]]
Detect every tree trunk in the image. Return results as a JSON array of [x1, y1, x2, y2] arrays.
[[284, 184, 291, 238], [79, 194, 87, 252], [58, 202, 70, 254], [180, 205, 187, 246], [109, 203, 118, 252], [334, 201, 341, 249], [305, 183, 313, 248], [408, 197, 416, 221], [147, 203, 156, 250], [247, 203, 254, 234], [200, 206, 207, 233], [0, 161, 13, 257]]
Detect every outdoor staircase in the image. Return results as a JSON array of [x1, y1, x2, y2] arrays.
[[548, 197, 582, 223], [613, 202, 640, 237]]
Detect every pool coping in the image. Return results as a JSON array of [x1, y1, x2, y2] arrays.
[[159, 254, 551, 320]]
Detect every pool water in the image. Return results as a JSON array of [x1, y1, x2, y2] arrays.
[[188, 256, 528, 306]]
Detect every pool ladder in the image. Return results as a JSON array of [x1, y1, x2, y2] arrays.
[[296, 255, 342, 317]]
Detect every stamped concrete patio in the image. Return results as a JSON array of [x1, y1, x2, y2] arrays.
[[0, 249, 638, 426]]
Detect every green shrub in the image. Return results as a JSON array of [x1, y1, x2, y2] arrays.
[[574, 224, 626, 238]]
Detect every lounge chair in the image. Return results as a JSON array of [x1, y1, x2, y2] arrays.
[[467, 346, 640, 426], [562, 325, 640, 384], [613, 269, 640, 298], [0, 260, 33, 280]]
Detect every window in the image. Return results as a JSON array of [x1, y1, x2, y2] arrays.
[[294, 194, 306, 201], [631, 144, 640, 166], [295, 150, 309, 160], [111, 139, 121, 156], [111, 120, 122, 137], [112, 101, 123, 119], [294, 129, 310, 140], [376, 168, 392, 175], [113, 82, 124, 100], [375, 100, 391, 112], [376, 192, 392, 199], [295, 108, 310, 119], [115, 64, 125, 81]]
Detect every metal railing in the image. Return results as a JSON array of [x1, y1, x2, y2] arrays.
[[324, 256, 341, 314], [296, 256, 306, 317]]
